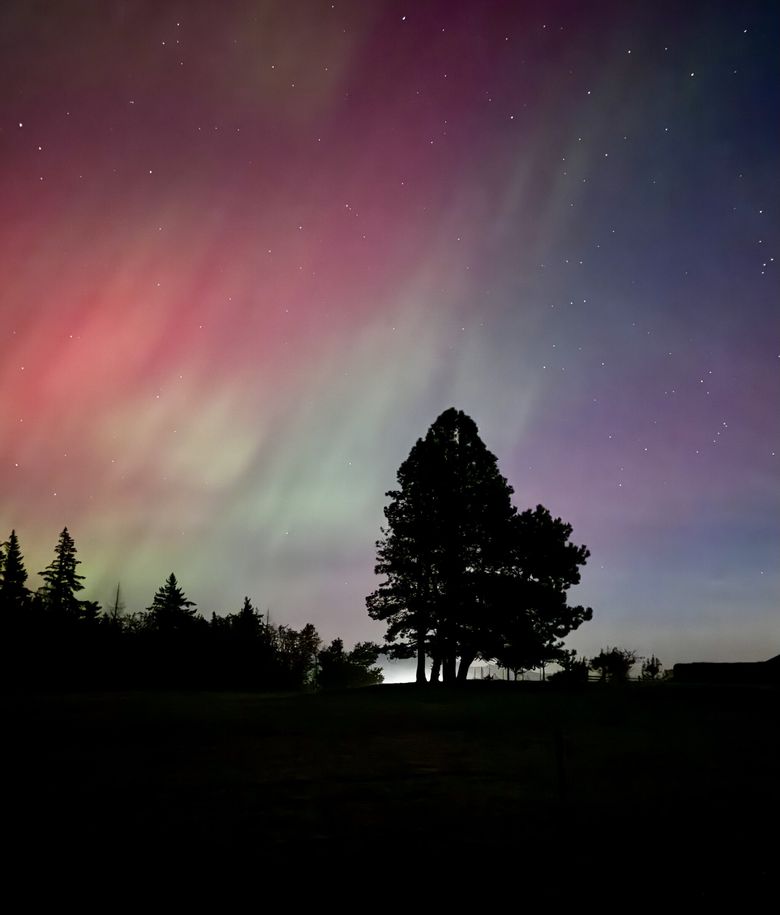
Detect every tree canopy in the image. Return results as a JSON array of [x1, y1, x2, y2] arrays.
[[0, 528, 383, 692], [367, 408, 593, 683], [317, 638, 384, 689]]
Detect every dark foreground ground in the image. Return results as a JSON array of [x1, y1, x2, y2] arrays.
[[5, 682, 777, 896]]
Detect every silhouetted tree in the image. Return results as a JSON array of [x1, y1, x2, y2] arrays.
[[0, 529, 30, 615], [3, 525, 375, 692], [367, 408, 592, 684], [640, 654, 663, 680], [317, 638, 384, 689], [208, 597, 282, 688], [235, 596, 262, 637], [548, 649, 590, 684], [367, 408, 517, 683], [488, 506, 592, 677], [590, 647, 637, 683], [146, 573, 197, 632], [107, 582, 126, 623], [38, 527, 87, 621], [275, 623, 320, 688]]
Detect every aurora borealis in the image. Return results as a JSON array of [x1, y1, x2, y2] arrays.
[[1, 1, 777, 671]]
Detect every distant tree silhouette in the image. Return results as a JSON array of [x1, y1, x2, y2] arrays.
[[107, 582, 126, 623], [0, 529, 30, 615], [4, 525, 377, 692], [235, 596, 262, 636], [274, 623, 320, 688], [367, 408, 592, 684], [548, 649, 590, 684], [209, 597, 282, 688], [146, 572, 197, 632], [590, 647, 637, 683], [317, 638, 384, 688], [640, 654, 663, 680], [38, 527, 87, 621], [0, 530, 32, 686]]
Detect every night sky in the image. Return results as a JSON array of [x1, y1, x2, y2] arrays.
[[1, 1, 777, 674]]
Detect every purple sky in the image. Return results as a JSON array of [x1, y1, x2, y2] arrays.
[[1, 1, 778, 672]]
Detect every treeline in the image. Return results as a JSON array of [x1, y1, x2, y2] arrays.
[[0, 527, 383, 691]]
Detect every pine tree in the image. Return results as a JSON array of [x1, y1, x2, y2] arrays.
[[236, 595, 260, 634], [367, 408, 517, 683], [367, 409, 593, 684], [39, 527, 85, 620], [0, 529, 30, 614], [146, 572, 197, 631]]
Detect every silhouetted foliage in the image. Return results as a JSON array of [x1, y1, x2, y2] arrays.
[[489, 506, 593, 678], [275, 622, 321, 688], [0, 529, 30, 616], [0, 528, 359, 692], [317, 638, 384, 688], [367, 408, 592, 684], [640, 654, 663, 680], [106, 582, 126, 624], [38, 527, 87, 622], [146, 572, 198, 632], [590, 647, 638, 683], [548, 649, 590, 685], [5, 501, 597, 694]]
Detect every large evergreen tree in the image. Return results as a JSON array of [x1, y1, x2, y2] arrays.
[[367, 408, 517, 682], [38, 527, 86, 620], [367, 408, 592, 683]]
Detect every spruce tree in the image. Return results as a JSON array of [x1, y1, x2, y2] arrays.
[[147, 573, 197, 631], [236, 596, 259, 633], [39, 527, 85, 620], [0, 529, 30, 613]]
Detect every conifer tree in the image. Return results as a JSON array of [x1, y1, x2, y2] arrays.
[[367, 408, 592, 684], [0, 529, 30, 614], [39, 527, 85, 620], [236, 595, 260, 633], [147, 572, 197, 631], [367, 408, 517, 682]]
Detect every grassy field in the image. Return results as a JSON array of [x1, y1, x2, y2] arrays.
[[5, 682, 777, 895]]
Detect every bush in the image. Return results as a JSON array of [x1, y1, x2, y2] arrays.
[[640, 654, 663, 680], [590, 647, 638, 683], [548, 650, 590, 685]]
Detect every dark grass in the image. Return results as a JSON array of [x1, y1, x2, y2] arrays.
[[5, 682, 777, 895]]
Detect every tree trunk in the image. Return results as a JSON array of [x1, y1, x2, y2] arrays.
[[416, 634, 427, 683], [443, 654, 456, 683], [456, 651, 476, 682], [430, 656, 441, 683]]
